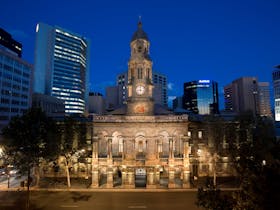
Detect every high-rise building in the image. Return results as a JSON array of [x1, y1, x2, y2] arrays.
[[272, 65, 280, 121], [34, 23, 90, 114], [116, 71, 168, 107], [173, 96, 183, 110], [183, 80, 219, 115], [153, 71, 168, 107], [116, 72, 128, 105], [258, 82, 272, 117], [0, 29, 32, 129], [0, 28, 22, 57], [105, 86, 119, 111], [224, 77, 262, 115], [88, 92, 105, 115]]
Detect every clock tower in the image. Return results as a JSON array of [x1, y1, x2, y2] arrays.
[[127, 20, 154, 115]]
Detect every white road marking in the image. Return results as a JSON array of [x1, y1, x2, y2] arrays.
[[128, 206, 147, 209], [60, 205, 79, 208]]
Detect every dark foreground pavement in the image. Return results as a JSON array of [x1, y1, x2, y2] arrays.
[[0, 190, 202, 210]]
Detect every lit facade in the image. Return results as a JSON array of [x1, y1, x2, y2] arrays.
[[87, 22, 231, 189], [116, 71, 168, 107], [258, 82, 272, 117], [42, 21, 234, 189], [34, 23, 90, 114], [0, 48, 32, 130], [183, 80, 219, 115], [273, 66, 280, 121], [224, 77, 271, 117], [0, 28, 22, 57]]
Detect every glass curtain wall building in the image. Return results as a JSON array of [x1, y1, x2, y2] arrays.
[[0, 48, 32, 130], [273, 65, 280, 121], [34, 23, 90, 114], [183, 80, 219, 115]]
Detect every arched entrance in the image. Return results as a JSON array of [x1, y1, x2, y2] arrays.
[[135, 168, 147, 188]]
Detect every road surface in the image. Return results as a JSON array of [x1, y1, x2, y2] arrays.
[[0, 190, 202, 210]]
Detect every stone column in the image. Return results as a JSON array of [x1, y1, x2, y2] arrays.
[[156, 140, 160, 159], [155, 168, 160, 186], [146, 167, 156, 189], [107, 137, 112, 159], [182, 170, 190, 188], [121, 170, 126, 188], [123, 138, 127, 160], [127, 168, 135, 188], [182, 135, 191, 188], [106, 167, 113, 188], [169, 137, 174, 159], [168, 167, 176, 188], [91, 167, 99, 188], [91, 135, 99, 188]]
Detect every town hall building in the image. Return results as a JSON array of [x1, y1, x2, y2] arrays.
[[90, 21, 192, 188]]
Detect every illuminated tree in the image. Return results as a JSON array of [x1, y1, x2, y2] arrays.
[[58, 116, 88, 188]]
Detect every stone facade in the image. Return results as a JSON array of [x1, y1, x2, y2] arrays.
[[91, 114, 190, 188]]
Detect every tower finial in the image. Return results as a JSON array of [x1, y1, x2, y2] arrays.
[[138, 15, 142, 28]]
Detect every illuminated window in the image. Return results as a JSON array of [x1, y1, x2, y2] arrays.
[[157, 140, 163, 153], [198, 131, 202, 139], [119, 140, 123, 153], [138, 141, 143, 152]]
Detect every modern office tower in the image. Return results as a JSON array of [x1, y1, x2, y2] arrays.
[[117, 72, 128, 105], [183, 80, 219, 115], [224, 77, 260, 115], [273, 65, 280, 121], [105, 86, 119, 111], [0, 29, 32, 129], [173, 96, 183, 110], [258, 82, 272, 117], [153, 71, 168, 107], [224, 84, 234, 112], [32, 93, 65, 116], [0, 28, 22, 57], [116, 71, 168, 106], [88, 92, 105, 115], [34, 23, 90, 114]]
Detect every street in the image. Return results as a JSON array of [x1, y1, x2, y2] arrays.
[[0, 175, 26, 189], [0, 190, 202, 210]]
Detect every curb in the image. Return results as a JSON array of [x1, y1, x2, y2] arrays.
[[0, 187, 239, 192]]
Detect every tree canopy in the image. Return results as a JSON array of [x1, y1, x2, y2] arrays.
[[197, 113, 280, 210], [1, 107, 60, 176]]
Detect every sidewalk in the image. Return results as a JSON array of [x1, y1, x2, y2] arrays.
[[0, 176, 240, 192]]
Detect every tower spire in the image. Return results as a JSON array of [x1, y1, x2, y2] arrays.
[[138, 15, 142, 28]]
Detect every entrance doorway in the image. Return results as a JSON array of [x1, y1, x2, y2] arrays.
[[135, 168, 146, 188]]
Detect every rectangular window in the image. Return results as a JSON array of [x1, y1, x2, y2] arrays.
[[198, 131, 203, 139], [138, 68, 143, 79], [119, 141, 123, 153]]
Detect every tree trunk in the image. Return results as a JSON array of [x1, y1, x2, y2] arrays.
[[65, 157, 71, 188], [34, 166, 40, 187], [26, 168, 30, 210], [213, 152, 217, 187]]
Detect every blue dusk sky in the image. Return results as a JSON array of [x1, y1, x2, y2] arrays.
[[1, 0, 280, 108]]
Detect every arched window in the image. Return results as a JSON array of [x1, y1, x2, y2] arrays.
[[138, 68, 143, 79], [138, 141, 143, 152], [118, 139, 123, 153]]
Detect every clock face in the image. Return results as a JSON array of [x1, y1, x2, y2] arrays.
[[136, 85, 145, 95]]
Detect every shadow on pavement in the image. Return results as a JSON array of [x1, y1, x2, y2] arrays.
[[70, 192, 92, 202]]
